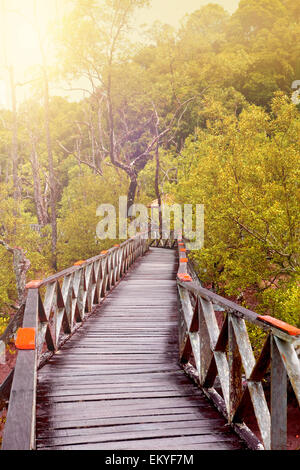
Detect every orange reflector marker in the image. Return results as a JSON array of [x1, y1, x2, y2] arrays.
[[26, 280, 43, 289], [180, 248, 186, 252], [114, 244, 120, 247], [180, 258, 188, 263], [101, 250, 108, 255], [257, 315, 300, 336], [177, 273, 192, 282], [178, 242, 184, 246], [74, 260, 85, 266], [15, 328, 36, 350]]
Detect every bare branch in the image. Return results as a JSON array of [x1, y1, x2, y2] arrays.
[[231, 217, 294, 265], [56, 140, 103, 176], [0, 239, 14, 254]]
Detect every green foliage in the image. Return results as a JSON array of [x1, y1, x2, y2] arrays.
[[0, 0, 299, 345], [0, 182, 52, 309], [0, 316, 10, 336], [261, 276, 300, 327], [172, 94, 299, 326], [57, 164, 128, 269], [139, 149, 178, 201]]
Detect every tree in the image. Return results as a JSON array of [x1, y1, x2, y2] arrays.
[[0, 0, 21, 201], [58, 0, 186, 212], [173, 93, 299, 325], [57, 164, 128, 268], [33, 0, 58, 269], [22, 104, 50, 227], [0, 241, 30, 306]]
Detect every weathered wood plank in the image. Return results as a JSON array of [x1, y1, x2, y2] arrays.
[[36, 422, 238, 448], [36, 248, 244, 451], [271, 335, 287, 450], [37, 416, 225, 437], [38, 434, 243, 451], [228, 316, 243, 422], [274, 337, 300, 406]]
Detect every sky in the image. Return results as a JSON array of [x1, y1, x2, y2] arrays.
[[137, 0, 239, 25], [0, 0, 240, 108]]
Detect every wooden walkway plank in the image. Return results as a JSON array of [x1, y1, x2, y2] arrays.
[[36, 248, 245, 450]]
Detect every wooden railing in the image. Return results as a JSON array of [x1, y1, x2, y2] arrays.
[[149, 230, 178, 249], [2, 232, 299, 451], [176, 239, 300, 450], [2, 233, 149, 450]]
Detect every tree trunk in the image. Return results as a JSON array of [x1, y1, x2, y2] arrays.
[[12, 248, 31, 305], [0, 304, 24, 346], [0, 241, 31, 306], [0, 2, 20, 200], [127, 177, 138, 215], [155, 141, 162, 236], [30, 139, 49, 226], [9, 66, 20, 201], [34, 0, 57, 269], [43, 66, 57, 270]]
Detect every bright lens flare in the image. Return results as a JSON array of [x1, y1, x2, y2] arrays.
[[0, 0, 239, 76], [0, 0, 239, 108], [0, 0, 60, 71], [0, 0, 61, 107]]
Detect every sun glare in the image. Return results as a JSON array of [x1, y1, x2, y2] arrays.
[[0, 0, 61, 106], [0, 0, 240, 108], [1, 0, 56, 71], [1, 0, 240, 74]]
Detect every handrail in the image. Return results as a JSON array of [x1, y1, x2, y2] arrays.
[[3, 232, 299, 450], [2, 232, 150, 450], [176, 239, 300, 450], [149, 230, 178, 249]]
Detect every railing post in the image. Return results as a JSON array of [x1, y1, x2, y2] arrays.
[[228, 315, 243, 423], [1, 234, 153, 450], [2, 289, 38, 450], [270, 334, 287, 450], [199, 297, 212, 386], [176, 249, 300, 451]]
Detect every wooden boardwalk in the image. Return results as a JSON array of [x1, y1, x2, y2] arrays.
[[36, 248, 245, 450]]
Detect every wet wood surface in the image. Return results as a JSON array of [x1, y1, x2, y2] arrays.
[[36, 248, 245, 450]]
